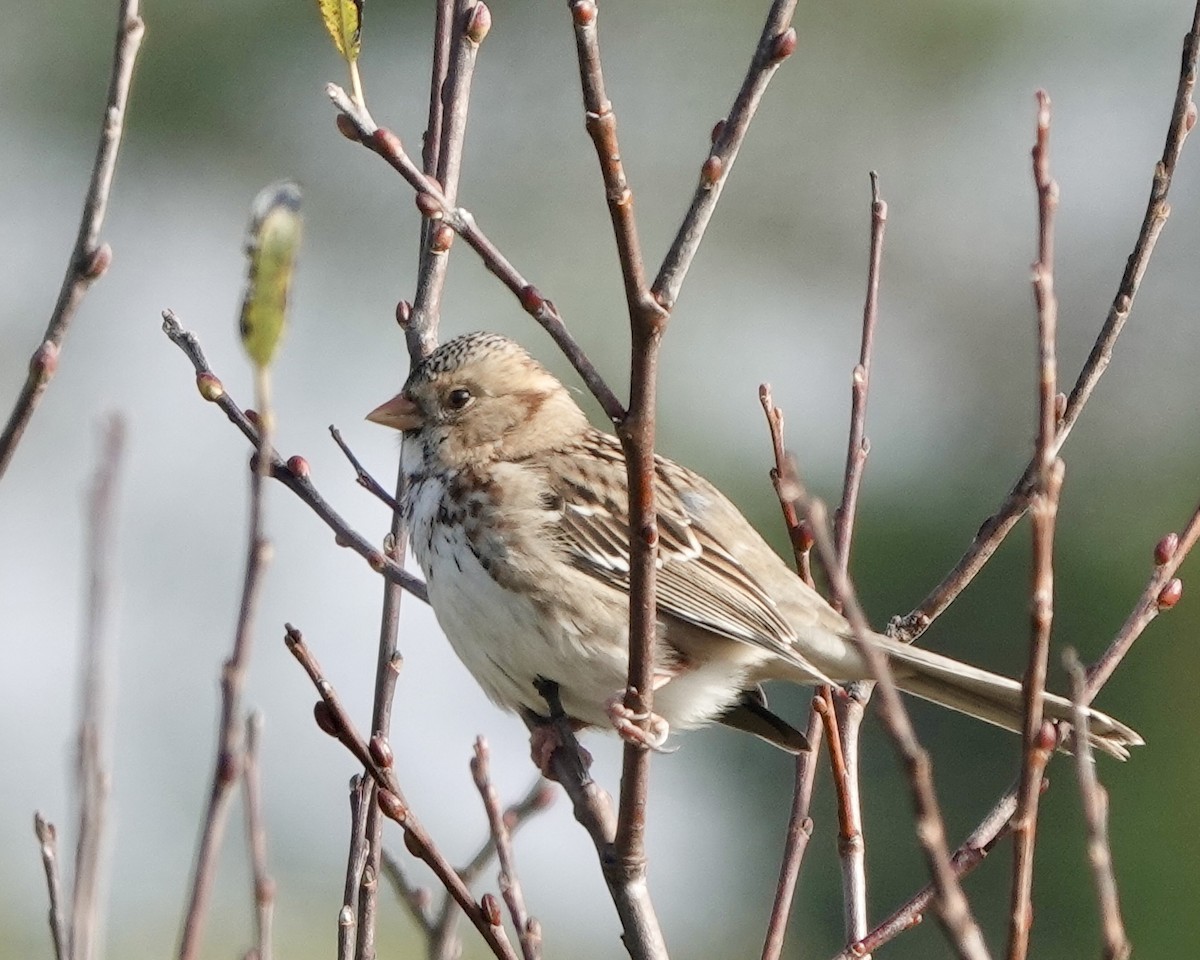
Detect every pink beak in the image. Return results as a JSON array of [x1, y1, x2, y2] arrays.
[[366, 392, 423, 431]]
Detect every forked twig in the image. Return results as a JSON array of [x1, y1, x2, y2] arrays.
[[329, 425, 400, 513], [161, 311, 428, 603], [799, 493, 989, 960], [284, 625, 519, 960], [0, 0, 143, 483], [890, 5, 1200, 643], [471, 738, 541, 960]]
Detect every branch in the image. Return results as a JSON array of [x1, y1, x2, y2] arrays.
[[178, 366, 273, 960], [71, 415, 125, 960], [161, 311, 429, 604], [890, 4, 1200, 643], [34, 814, 68, 960], [471, 739, 541, 960], [837, 502, 1200, 959], [242, 712, 275, 960], [340, 776, 377, 960], [329, 426, 400, 512], [1007, 89, 1063, 960], [327, 84, 625, 424], [1065, 651, 1131, 960], [799, 493, 990, 960], [833, 171, 886, 570], [651, 0, 798, 308], [758, 385, 814, 586], [284, 625, 520, 960], [0, 0, 143, 482]]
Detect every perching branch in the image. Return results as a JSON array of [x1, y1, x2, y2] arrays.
[[0, 0, 143, 483]]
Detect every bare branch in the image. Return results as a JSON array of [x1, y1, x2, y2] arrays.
[[1065, 651, 1132, 960], [834, 172, 886, 570], [890, 5, 1200, 643], [0, 0, 143, 482], [329, 426, 400, 513], [242, 712, 275, 960], [34, 814, 69, 960], [799, 492, 990, 960], [284, 625, 520, 960], [652, 0, 798, 308], [326, 85, 625, 424], [161, 311, 429, 603], [471, 739, 540, 960], [339, 777, 376, 960], [71, 415, 125, 960], [1007, 89, 1063, 960], [178, 368, 273, 960], [758, 385, 815, 586]]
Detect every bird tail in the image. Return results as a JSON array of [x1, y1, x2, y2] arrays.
[[867, 634, 1143, 761]]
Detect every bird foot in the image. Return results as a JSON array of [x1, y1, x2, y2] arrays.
[[529, 722, 592, 778], [605, 694, 673, 752]]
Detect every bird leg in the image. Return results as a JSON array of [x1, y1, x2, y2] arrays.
[[605, 677, 674, 752]]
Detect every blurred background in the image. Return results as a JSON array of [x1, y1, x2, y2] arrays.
[[1, 0, 1198, 957]]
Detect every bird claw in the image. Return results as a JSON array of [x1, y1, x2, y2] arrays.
[[606, 695, 673, 752]]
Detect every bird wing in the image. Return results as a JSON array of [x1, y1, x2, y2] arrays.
[[546, 433, 836, 682]]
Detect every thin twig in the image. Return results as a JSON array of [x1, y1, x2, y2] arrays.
[[161, 312, 429, 603], [284, 625, 520, 960], [423, 776, 552, 960], [178, 380, 273, 960], [327, 85, 626, 424], [420, 0, 455, 256], [471, 739, 540, 960], [827, 174, 889, 949], [836, 501, 1200, 959], [833, 172, 886, 569], [890, 6, 1200, 643], [651, 0, 798, 308], [379, 848, 435, 941], [758, 385, 814, 586], [329, 426, 400, 512], [759, 711, 820, 960], [1084, 503, 1200, 695], [242, 712, 275, 960], [34, 814, 68, 960], [1007, 89, 1063, 960], [339, 777, 374, 960], [0, 0, 143, 483], [797, 490, 990, 960], [71, 415, 124, 960], [756, 387, 820, 960], [408, 0, 490, 360], [829, 794, 1020, 960], [1065, 651, 1132, 960]]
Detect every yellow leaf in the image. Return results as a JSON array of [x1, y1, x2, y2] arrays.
[[239, 181, 302, 370], [317, 0, 362, 62]]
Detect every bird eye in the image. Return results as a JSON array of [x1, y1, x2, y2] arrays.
[[446, 387, 473, 410]]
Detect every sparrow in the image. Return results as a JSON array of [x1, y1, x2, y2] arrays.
[[367, 332, 1142, 761]]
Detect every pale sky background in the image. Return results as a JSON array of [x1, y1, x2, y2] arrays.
[[1, 1, 1198, 958]]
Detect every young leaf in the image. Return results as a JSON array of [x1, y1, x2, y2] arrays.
[[317, 0, 363, 62], [239, 182, 303, 370]]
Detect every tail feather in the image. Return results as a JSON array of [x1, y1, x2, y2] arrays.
[[867, 634, 1143, 761]]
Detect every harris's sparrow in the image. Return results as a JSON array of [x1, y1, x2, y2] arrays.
[[367, 332, 1141, 760]]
